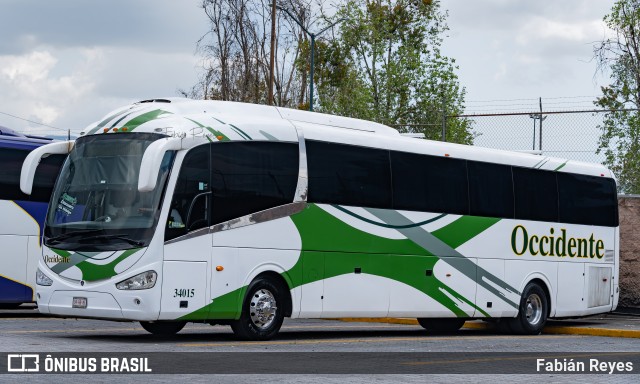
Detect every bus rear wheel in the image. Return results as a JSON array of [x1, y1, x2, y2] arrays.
[[140, 321, 186, 336], [417, 318, 466, 334], [230, 277, 285, 341], [508, 282, 548, 335]]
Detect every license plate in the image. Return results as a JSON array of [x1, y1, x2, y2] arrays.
[[72, 297, 87, 309]]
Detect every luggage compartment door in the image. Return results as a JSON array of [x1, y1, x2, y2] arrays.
[[159, 261, 207, 319]]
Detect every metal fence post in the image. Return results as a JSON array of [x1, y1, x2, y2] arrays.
[[441, 94, 446, 142]]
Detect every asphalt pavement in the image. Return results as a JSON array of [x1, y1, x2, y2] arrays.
[[337, 310, 640, 339]]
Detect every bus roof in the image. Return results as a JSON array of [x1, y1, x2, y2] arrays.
[[80, 98, 613, 179], [0, 126, 54, 150]]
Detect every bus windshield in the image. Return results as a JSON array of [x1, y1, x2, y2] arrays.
[[44, 133, 174, 251]]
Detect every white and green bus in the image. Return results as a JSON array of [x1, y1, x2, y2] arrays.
[[20, 98, 619, 340]]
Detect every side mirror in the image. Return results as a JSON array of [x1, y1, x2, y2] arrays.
[[138, 137, 209, 192], [20, 141, 74, 195], [138, 138, 183, 192]]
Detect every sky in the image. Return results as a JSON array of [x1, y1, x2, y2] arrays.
[[441, 0, 614, 114], [0, 0, 616, 138]]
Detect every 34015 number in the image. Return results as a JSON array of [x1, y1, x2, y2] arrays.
[[173, 288, 195, 298]]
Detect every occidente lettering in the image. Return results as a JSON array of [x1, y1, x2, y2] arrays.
[[511, 225, 605, 259]]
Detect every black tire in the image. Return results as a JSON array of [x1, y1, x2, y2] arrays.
[[495, 318, 513, 334], [508, 282, 548, 335], [140, 321, 186, 336], [230, 277, 285, 341], [417, 318, 466, 334]]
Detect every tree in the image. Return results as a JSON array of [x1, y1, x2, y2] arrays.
[[187, 0, 473, 144], [313, 0, 472, 143], [184, 0, 324, 108], [594, 0, 640, 193]]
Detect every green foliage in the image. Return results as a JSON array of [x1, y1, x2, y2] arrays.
[[312, 0, 472, 144], [193, 0, 472, 144], [594, 0, 640, 193]]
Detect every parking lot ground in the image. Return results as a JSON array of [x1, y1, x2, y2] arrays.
[[336, 312, 640, 339], [1, 306, 639, 383], [0, 305, 639, 352]]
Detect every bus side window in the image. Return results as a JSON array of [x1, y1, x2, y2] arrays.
[[557, 173, 618, 227], [391, 151, 469, 215], [210, 141, 299, 224], [0, 148, 65, 204], [513, 167, 558, 222], [0, 148, 31, 201], [468, 161, 514, 219], [306, 140, 392, 209], [165, 145, 211, 241]]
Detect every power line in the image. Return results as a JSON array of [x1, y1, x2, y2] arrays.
[[465, 97, 539, 103], [0, 110, 65, 131], [544, 95, 601, 100], [465, 95, 602, 104]]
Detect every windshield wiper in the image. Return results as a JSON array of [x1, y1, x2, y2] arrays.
[[46, 229, 104, 244], [79, 234, 145, 247]]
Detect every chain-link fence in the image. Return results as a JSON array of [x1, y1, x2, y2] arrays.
[[456, 109, 610, 164], [393, 109, 614, 164]]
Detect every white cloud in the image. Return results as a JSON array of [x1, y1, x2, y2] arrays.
[[516, 18, 606, 45], [0, 0, 207, 136], [0, 49, 98, 132], [1, 51, 56, 81]]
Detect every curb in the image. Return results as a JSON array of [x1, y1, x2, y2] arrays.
[[335, 317, 640, 339]]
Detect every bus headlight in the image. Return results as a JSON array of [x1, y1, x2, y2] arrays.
[[36, 268, 53, 286], [116, 271, 157, 290]]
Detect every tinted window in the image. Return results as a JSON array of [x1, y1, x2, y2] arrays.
[[306, 140, 391, 209], [468, 161, 514, 218], [166, 145, 211, 241], [557, 173, 618, 227], [0, 148, 65, 203], [513, 167, 558, 222], [211, 141, 299, 224], [32, 154, 66, 203], [391, 151, 469, 214], [0, 148, 31, 201]]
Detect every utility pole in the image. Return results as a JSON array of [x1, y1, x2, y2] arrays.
[[277, 5, 346, 111], [441, 92, 446, 142], [539, 97, 543, 151], [529, 114, 537, 150], [529, 98, 546, 151], [268, 1, 277, 105]]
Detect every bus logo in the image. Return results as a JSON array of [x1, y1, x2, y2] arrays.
[[511, 225, 605, 259], [7, 354, 40, 372], [44, 255, 70, 264]]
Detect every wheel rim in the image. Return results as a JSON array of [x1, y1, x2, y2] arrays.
[[524, 293, 543, 326], [249, 288, 278, 329]]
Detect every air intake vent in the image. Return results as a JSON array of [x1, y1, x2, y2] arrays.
[[587, 266, 612, 308], [605, 250, 614, 263], [139, 99, 172, 104]]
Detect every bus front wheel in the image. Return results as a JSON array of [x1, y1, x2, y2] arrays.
[[417, 318, 466, 334], [508, 282, 548, 335], [140, 321, 186, 336], [230, 277, 285, 341]]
